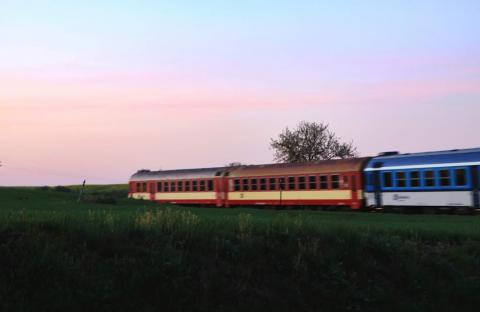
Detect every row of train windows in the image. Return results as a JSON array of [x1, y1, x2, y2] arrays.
[[232, 175, 347, 192], [381, 169, 468, 188], [157, 180, 214, 192], [136, 180, 214, 192]]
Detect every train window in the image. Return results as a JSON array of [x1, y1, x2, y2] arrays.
[[192, 180, 198, 192], [439, 170, 451, 187], [178, 181, 183, 192], [251, 179, 258, 191], [208, 180, 214, 191], [288, 177, 296, 190], [143, 182, 147, 192], [269, 178, 277, 190], [234, 179, 241, 191], [157, 182, 162, 192], [260, 178, 267, 191], [136, 183, 142, 192], [200, 180, 206, 191], [309, 176, 317, 189], [164, 182, 170, 192], [279, 177, 286, 190], [343, 176, 349, 188], [410, 171, 420, 187], [331, 175, 340, 189], [171, 181, 176, 192], [298, 176, 306, 190], [243, 178, 250, 191], [396, 172, 406, 187], [383, 172, 393, 188], [185, 181, 191, 192], [319, 176, 328, 189], [424, 171, 435, 187], [455, 169, 467, 186]]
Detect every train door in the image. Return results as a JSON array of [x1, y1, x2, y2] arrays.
[[224, 178, 230, 208], [215, 177, 222, 207], [215, 177, 228, 208], [473, 166, 479, 208], [350, 174, 359, 209], [149, 182, 156, 201], [372, 162, 384, 208], [129, 182, 135, 197], [373, 171, 382, 207]]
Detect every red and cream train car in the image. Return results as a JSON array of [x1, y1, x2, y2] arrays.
[[129, 158, 370, 210], [226, 159, 368, 209], [129, 167, 229, 207]]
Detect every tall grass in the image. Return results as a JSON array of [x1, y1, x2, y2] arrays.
[[1, 186, 480, 311]]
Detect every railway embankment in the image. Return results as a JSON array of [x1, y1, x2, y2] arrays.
[[0, 186, 479, 311]]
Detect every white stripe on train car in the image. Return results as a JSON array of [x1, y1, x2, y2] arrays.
[[365, 161, 480, 171], [365, 192, 376, 207], [364, 191, 472, 207]]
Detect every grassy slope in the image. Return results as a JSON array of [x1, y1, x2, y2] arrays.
[[1, 186, 480, 311], [2, 186, 480, 239]]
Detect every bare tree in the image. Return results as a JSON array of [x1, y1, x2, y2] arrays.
[[270, 121, 358, 163]]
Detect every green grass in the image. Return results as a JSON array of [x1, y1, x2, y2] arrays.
[[2, 186, 480, 240], [1, 186, 480, 311]]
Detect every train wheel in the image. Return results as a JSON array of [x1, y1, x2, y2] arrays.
[[439, 207, 455, 215], [392, 207, 405, 214], [422, 207, 437, 214], [455, 207, 473, 215], [382, 206, 392, 213]]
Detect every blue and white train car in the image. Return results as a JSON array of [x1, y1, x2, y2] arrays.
[[364, 148, 480, 211]]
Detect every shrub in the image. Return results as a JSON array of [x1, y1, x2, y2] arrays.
[[53, 186, 72, 193], [83, 194, 117, 205]]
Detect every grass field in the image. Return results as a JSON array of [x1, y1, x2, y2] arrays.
[[1, 186, 480, 311]]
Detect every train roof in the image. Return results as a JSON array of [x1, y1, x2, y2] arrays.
[[228, 158, 370, 177], [130, 167, 227, 182], [365, 148, 480, 171]]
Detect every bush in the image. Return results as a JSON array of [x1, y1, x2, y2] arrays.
[[0, 222, 480, 312], [53, 186, 72, 193], [83, 194, 118, 205]]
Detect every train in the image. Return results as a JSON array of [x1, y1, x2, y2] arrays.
[[129, 148, 480, 213]]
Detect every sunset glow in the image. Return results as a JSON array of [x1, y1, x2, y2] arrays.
[[1, 1, 479, 185]]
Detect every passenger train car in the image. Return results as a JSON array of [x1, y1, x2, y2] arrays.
[[364, 148, 480, 211], [129, 167, 228, 207], [129, 148, 480, 212], [226, 159, 367, 209]]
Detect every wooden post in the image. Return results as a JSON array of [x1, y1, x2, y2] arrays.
[[77, 180, 86, 203]]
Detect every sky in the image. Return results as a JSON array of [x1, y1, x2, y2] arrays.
[[0, 0, 479, 185]]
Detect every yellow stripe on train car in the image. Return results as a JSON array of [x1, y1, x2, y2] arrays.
[[229, 190, 352, 201], [131, 193, 151, 200], [155, 192, 217, 200]]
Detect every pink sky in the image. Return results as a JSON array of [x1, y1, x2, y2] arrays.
[[1, 1, 479, 185]]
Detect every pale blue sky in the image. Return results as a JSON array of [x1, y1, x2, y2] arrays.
[[0, 0, 479, 185]]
